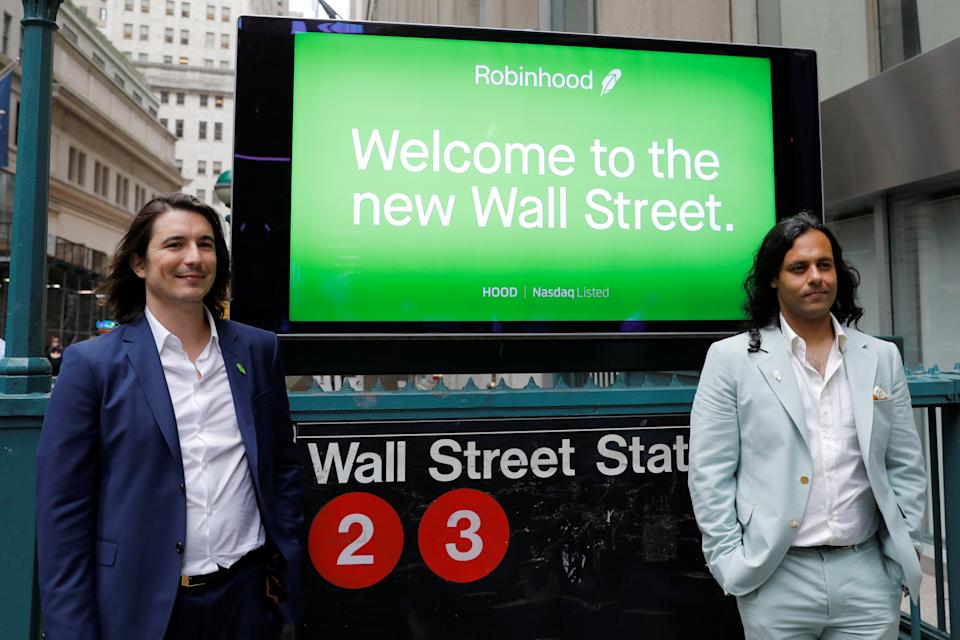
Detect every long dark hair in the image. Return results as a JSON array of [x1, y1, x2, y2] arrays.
[[96, 194, 230, 323], [743, 212, 863, 352]]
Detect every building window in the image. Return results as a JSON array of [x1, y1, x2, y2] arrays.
[[181, 1, 190, 17], [92, 52, 105, 69], [180, 29, 189, 45], [203, 58, 214, 67], [175, 119, 183, 138], [160, 90, 169, 103], [165, 0, 174, 14], [206, 4, 214, 19], [160, 117, 168, 128], [64, 25, 79, 44], [219, 60, 228, 69], [221, 5, 229, 22], [220, 33, 228, 49], [213, 122, 222, 140], [214, 95, 223, 108], [1, 13, 9, 56], [139, 24, 148, 41], [149, 106, 157, 117], [176, 92, 185, 105], [135, 185, 146, 210], [93, 162, 109, 197], [163, 55, 172, 64], [123, 23, 133, 39], [99, 7, 107, 22], [199, 94, 208, 107], [212, 161, 221, 175], [138, 52, 148, 61], [68, 146, 87, 186], [205, 31, 214, 47], [197, 188, 206, 202], [198, 121, 207, 140], [140, 0, 149, 12], [175, 159, 183, 172], [198, 160, 206, 175], [164, 27, 173, 43], [178, 56, 189, 65], [113, 73, 125, 88], [133, 93, 142, 104], [124, 0, 133, 9], [115, 175, 129, 207]]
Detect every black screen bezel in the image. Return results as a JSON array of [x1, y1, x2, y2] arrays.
[[231, 18, 821, 372]]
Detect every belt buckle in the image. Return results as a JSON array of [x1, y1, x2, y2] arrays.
[[180, 575, 202, 588]]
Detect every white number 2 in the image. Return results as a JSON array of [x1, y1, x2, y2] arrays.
[[445, 509, 483, 562], [337, 513, 374, 566]]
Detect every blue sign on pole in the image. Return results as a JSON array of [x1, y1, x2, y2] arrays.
[[0, 68, 10, 169]]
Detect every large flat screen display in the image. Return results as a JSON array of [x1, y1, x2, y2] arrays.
[[232, 18, 820, 342]]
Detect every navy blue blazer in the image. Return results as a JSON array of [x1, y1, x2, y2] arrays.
[[36, 315, 304, 640]]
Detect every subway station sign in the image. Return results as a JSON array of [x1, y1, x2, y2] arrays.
[[295, 415, 743, 639]]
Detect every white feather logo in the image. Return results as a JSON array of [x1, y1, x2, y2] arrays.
[[601, 69, 621, 96]]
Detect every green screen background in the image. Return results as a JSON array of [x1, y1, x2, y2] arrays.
[[290, 33, 775, 322]]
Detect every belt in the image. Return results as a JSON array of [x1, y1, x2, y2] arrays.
[[792, 536, 878, 553], [797, 544, 856, 552], [179, 547, 266, 589]]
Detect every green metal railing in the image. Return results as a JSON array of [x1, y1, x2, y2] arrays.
[[2, 368, 959, 637], [287, 366, 960, 640]]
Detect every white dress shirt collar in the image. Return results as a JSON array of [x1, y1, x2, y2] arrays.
[[144, 305, 219, 355], [780, 312, 847, 357]]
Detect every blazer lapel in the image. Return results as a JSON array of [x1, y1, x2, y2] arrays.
[[123, 316, 183, 468], [216, 321, 260, 482], [842, 331, 879, 461], [756, 325, 809, 448]]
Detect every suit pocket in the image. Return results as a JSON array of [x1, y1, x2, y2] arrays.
[[95, 539, 117, 566], [736, 495, 755, 526]]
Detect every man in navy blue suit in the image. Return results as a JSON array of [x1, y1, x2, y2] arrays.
[[37, 193, 304, 639]]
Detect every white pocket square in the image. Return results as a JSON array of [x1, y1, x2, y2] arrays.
[[872, 385, 891, 401]]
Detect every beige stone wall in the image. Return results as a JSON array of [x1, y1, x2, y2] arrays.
[[481, 0, 538, 29], [595, 0, 732, 41], [358, 0, 481, 26]]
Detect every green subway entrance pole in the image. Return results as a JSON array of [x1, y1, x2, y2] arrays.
[[0, 0, 62, 637], [0, 0, 61, 393]]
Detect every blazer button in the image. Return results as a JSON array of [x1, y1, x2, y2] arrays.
[[179, 482, 185, 493], [789, 520, 800, 528], [176, 541, 184, 553], [800, 475, 810, 485]]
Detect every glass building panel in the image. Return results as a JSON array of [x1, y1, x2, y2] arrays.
[[890, 192, 960, 368], [826, 213, 880, 335]]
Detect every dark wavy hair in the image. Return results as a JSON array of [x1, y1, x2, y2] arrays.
[[743, 212, 863, 352], [96, 193, 230, 323]]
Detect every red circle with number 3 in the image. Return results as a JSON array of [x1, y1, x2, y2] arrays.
[[418, 489, 510, 583], [308, 492, 403, 589]]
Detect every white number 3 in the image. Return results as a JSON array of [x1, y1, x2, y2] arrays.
[[337, 513, 375, 566], [445, 509, 483, 561]]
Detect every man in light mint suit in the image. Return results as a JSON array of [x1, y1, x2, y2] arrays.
[[689, 213, 926, 639]]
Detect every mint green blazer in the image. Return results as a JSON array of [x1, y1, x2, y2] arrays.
[[688, 325, 927, 603]]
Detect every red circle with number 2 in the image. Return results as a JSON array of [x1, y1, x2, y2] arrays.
[[418, 488, 510, 583], [308, 492, 403, 589]]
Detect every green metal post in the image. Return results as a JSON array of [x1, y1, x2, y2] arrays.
[[0, 0, 62, 393], [0, 0, 62, 636], [943, 404, 960, 635]]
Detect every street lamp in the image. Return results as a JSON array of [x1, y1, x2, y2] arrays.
[[214, 169, 231, 208]]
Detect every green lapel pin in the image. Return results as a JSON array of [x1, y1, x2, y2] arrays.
[[236, 362, 247, 375]]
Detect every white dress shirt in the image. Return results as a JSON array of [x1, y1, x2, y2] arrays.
[[781, 313, 880, 547], [145, 306, 265, 575]]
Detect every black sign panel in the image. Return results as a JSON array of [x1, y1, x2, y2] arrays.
[[295, 415, 742, 639]]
